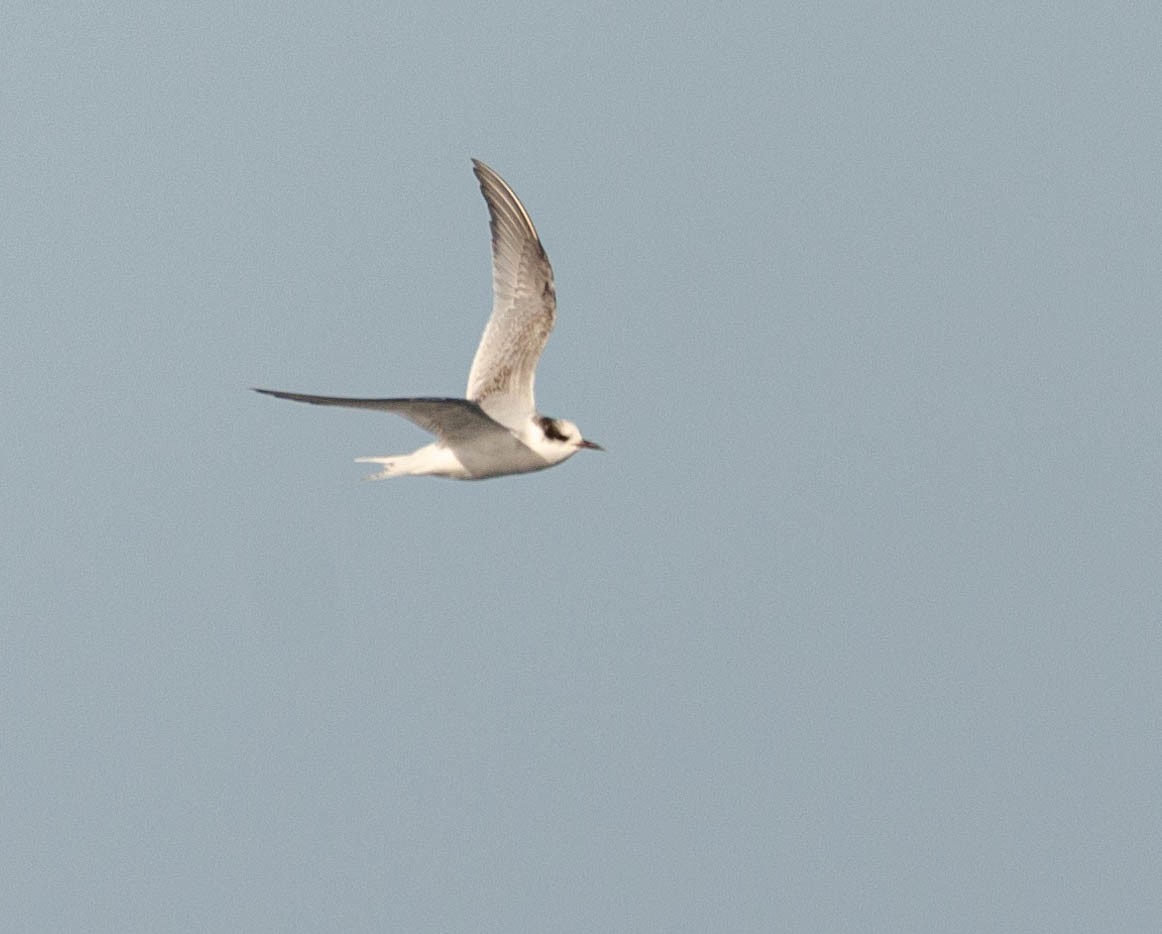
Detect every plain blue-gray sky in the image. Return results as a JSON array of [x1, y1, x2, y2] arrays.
[[4, 2, 1160, 930]]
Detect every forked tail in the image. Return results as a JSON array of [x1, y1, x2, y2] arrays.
[[353, 456, 406, 481], [352, 443, 467, 480]]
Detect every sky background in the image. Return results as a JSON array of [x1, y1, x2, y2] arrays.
[[3, 2, 1161, 930]]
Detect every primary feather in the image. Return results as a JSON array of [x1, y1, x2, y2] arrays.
[[251, 390, 505, 443], [466, 159, 557, 429]]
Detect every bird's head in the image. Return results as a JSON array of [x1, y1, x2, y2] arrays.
[[537, 416, 604, 454]]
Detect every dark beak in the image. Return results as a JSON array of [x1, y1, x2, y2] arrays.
[[579, 439, 604, 451]]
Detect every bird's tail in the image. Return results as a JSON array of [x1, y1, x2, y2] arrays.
[[354, 456, 407, 481]]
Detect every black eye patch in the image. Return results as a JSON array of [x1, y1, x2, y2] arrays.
[[538, 416, 569, 442]]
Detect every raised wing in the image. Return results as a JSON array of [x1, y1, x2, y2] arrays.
[[466, 160, 557, 428], [252, 389, 507, 443]]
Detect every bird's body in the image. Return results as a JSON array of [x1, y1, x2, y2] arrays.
[[255, 160, 600, 480]]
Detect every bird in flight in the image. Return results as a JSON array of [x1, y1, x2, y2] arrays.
[[255, 159, 602, 480]]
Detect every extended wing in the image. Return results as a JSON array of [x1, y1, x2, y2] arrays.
[[252, 389, 508, 443], [465, 160, 557, 429]]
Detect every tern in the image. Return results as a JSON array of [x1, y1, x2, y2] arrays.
[[255, 159, 602, 480]]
